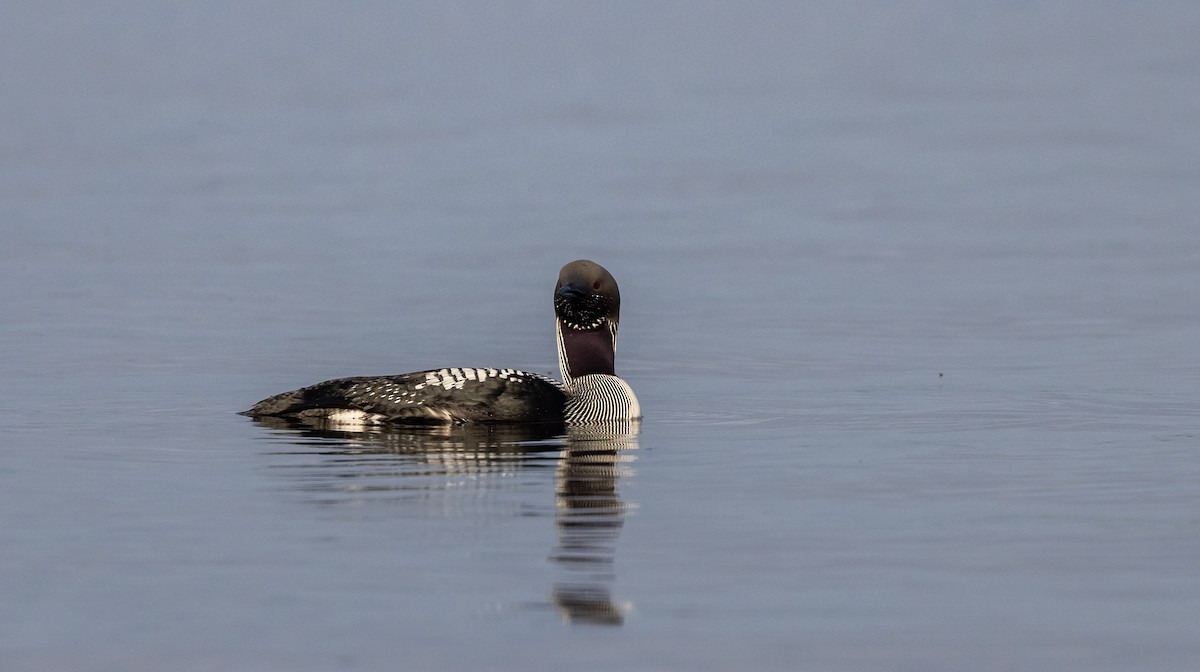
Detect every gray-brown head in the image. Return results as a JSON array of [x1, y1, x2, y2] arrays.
[[554, 260, 622, 383], [554, 259, 620, 330]]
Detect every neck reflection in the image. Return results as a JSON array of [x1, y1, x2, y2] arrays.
[[549, 422, 640, 626]]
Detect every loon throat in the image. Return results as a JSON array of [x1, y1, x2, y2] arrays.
[[242, 259, 639, 426], [557, 320, 615, 381]]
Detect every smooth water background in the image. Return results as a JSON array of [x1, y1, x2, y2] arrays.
[[3, 2, 1199, 670]]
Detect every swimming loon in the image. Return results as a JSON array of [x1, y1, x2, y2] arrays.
[[242, 260, 641, 425]]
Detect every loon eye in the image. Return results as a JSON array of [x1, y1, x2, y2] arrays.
[[592, 280, 601, 290]]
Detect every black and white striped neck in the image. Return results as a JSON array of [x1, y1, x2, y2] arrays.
[[553, 260, 640, 423]]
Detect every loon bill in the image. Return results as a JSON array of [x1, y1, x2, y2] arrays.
[[242, 259, 641, 425]]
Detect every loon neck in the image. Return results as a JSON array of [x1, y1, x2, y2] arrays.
[[556, 318, 617, 387]]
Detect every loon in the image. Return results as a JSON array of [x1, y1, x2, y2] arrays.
[[242, 260, 641, 425]]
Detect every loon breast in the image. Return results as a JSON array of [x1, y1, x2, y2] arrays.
[[242, 260, 640, 426], [564, 374, 641, 424]]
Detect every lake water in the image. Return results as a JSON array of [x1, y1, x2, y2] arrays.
[[2, 2, 1199, 670]]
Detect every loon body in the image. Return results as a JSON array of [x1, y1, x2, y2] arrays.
[[242, 260, 640, 425]]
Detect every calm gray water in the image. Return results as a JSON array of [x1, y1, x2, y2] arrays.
[[3, 2, 1199, 670]]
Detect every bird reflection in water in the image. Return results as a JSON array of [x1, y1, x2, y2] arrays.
[[550, 422, 639, 625], [251, 416, 638, 625]]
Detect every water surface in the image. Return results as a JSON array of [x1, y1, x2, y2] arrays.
[[2, 2, 1199, 670]]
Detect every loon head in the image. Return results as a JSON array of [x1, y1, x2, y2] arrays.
[[555, 259, 620, 331], [554, 260, 621, 384]]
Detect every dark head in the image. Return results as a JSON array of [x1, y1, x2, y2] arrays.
[[554, 260, 622, 383], [554, 259, 620, 331]]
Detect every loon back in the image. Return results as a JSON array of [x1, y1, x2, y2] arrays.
[[241, 368, 568, 424], [242, 260, 640, 426]]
